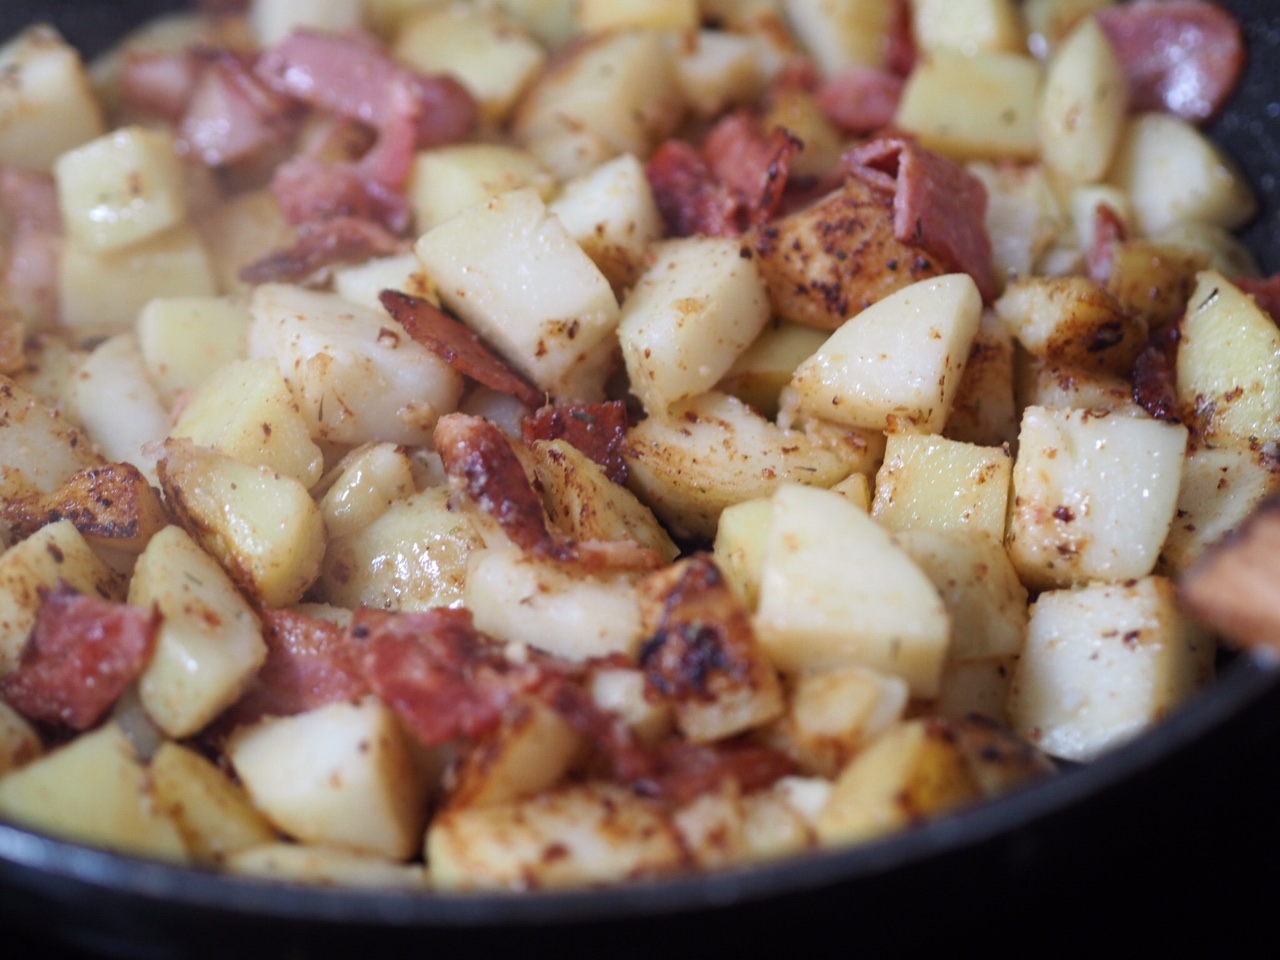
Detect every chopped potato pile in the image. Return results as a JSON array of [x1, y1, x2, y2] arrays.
[[0, 0, 1271, 892]]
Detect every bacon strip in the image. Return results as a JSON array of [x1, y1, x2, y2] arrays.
[[0, 166, 62, 326], [644, 739, 798, 806], [1097, 1, 1246, 125], [702, 111, 802, 229], [181, 53, 298, 167], [380, 291, 544, 409], [521, 402, 630, 485], [846, 137, 997, 302], [816, 66, 904, 135], [1131, 318, 1183, 423], [239, 216, 406, 284], [1, 585, 159, 731], [121, 50, 205, 121], [647, 140, 740, 238]]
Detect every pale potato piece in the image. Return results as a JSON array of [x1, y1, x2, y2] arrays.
[[0, 520, 124, 678], [791, 274, 982, 433], [195, 188, 295, 296], [718, 323, 828, 421], [619, 237, 771, 415], [250, 0, 363, 46], [247, 284, 464, 447], [171, 358, 325, 489], [0, 723, 187, 862], [783, 0, 896, 74], [0, 26, 106, 172], [492, 0, 578, 48], [623, 391, 852, 540], [755, 484, 950, 698], [1018, 362, 1146, 417], [870, 433, 1010, 538], [911, 0, 1023, 56], [415, 188, 620, 403], [318, 443, 419, 540], [943, 309, 1019, 447], [428, 783, 686, 891], [587, 667, 673, 745], [135, 297, 252, 407], [158, 439, 326, 609], [0, 700, 42, 777], [149, 742, 278, 865], [935, 657, 1014, 724], [54, 126, 187, 252], [227, 844, 428, 887], [0, 376, 101, 503], [1023, 0, 1114, 59], [1006, 406, 1187, 591], [669, 30, 773, 119], [228, 699, 431, 861], [1038, 17, 1128, 184], [409, 144, 556, 235], [781, 665, 909, 777], [578, 0, 698, 30], [672, 785, 748, 870], [896, 52, 1043, 162], [712, 497, 772, 611], [740, 783, 818, 863], [967, 161, 1065, 287], [332, 253, 436, 313], [1008, 577, 1214, 763], [465, 546, 644, 660], [362, 0, 451, 37], [319, 486, 483, 611], [130, 526, 266, 738]]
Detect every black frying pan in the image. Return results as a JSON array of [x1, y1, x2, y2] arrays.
[[1, 3, 1278, 956]]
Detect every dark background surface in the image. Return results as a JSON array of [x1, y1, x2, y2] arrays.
[[2, 1, 1280, 957]]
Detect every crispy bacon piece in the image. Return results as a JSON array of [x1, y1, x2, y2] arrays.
[[644, 739, 798, 806], [1131, 318, 1183, 423], [885, 0, 917, 77], [380, 291, 544, 409], [816, 66, 904, 134], [521, 401, 630, 485], [254, 30, 476, 149], [1236, 275, 1280, 324], [702, 111, 802, 228], [269, 154, 412, 232], [181, 53, 298, 167], [1086, 203, 1128, 285], [239, 215, 406, 284], [1, 585, 159, 731], [1097, 0, 1246, 125], [647, 140, 739, 238], [121, 49, 205, 121], [846, 137, 997, 302], [0, 166, 62, 326], [226, 608, 369, 726]]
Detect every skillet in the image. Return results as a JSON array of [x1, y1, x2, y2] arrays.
[[0, 1, 1278, 955]]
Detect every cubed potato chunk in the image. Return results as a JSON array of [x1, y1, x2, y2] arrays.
[[783, 0, 896, 75], [1008, 577, 1214, 762], [670, 30, 773, 120], [1006, 406, 1187, 590], [942, 309, 1019, 447], [135, 297, 252, 407], [54, 126, 187, 252], [791, 274, 982, 433], [781, 665, 909, 777], [0, 26, 106, 172], [409, 144, 556, 235], [578, 0, 698, 30], [195, 188, 296, 296], [227, 699, 431, 861], [1038, 17, 1128, 183], [130, 526, 266, 738], [870, 433, 1010, 538], [910, 0, 1024, 56], [0, 723, 187, 861], [755, 484, 950, 697], [719, 323, 829, 421], [250, 0, 363, 46], [227, 844, 428, 887], [158, 439, 326, 608], [995, 276, 1145, 375], [415, 188, 620, 402], [0, 376, 101, 503], [333, 253, 435, 313], [619, 237, 771, 415], [317, 443, 419, 540]]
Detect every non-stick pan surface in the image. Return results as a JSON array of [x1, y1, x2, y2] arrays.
[[1, 3, 1279, 957]]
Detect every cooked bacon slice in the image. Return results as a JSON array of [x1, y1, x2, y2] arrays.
[[1236, 275, 1280, 324], [648, 140, 740, 238], [1097, 1, 1245, 125], [239, 216, 405, 284], [121, 49, 205, 121], [1, 585, 159, 731], [269, 153, 412, 233], [181, 53, 298, 167], [643, 739, 798, 806], [816, 66, 904, 134], [846, 137, 997, 301], [521, 401, 630, 485], [380, 291, 544, 409], [0, 166, 62, 326], [528, 672, 655, 784], [1086, 203, 1128, 285], [701, 111, 802, 228], [885, 0, 917, 77], [1131, 318, 1183, 423], [254, 30, 476, 149]]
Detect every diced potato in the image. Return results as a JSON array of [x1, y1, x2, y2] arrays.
[[1104, 239, 1207, 330], [65, 334, 169, 484], [781, 666, 909, 776], [619, 237, 771, 415], [791, 274, 982, 434], [318, 443, 419, 540], [1070, 184, 1131, 254], [158, 439, 326, 608], [465, 546, 644, 660], [130, 526, 266, 738], [228, 844, 428, 887], [755, 485, 950, 697], [415, 188, 620, 402], [171, 358, 325, 488], [136, 297, 252, 407], [943, 309, 1019, 447], [1023, 0, 1114, 59], [670, 30, 773, 119], [195, 188, 295, 296], [492, 0, 578, 48], [713, 497, 773, 610], [910, 0, 1024, 56], [1108, 113, 1256, 236], [578, 0, 698, 30], [149, 742, 278, 865], [1006, 406, 1187, 590], [995, 276, 1144, 375], [783, 0, 896, 75], [247, 284, 464, 447], [512, 30, 685, 178], [893, 529, 1027, 661], [250, 0, 364, 46], [718, 323, 828, 421], [870, 433, 1010, 538], [896, 52, 1043, 162], [0, 700, 42, 777], [1008, 577, 1214, 762], [816, 719, 982, 846], [934, 657, 1014, 724], [319, 486, 483, 611], [362, 0, 451, 37], [549, 153, 664, 294], [0, 723, 187, 862], [760, 82, 844, 179], [54, 126, 187, 252], [1018, 362, 1145, 417], [395, 5, 547, 126], [227, 699, 431, 861], [1149, 221, 1259, 279], [624, 392, 852, 540], [0, 520, 124, 677], [967, 161, 1065, 286], [0, 376, 101, 503], [740, 783, 818, 863], [409, 144, 556, 235], [1177, 271, 1280, 445], [1038, 17, 1128, 184], [448, 697, 585, 808], [672, 784, 748, 870], [587, 667, 673, 744], [333, 253, 435, 313], [428, 783, 686, 891], [752, 177, 948, 331], [59, 223, 218, 337], [0, 26, 106, 172]]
